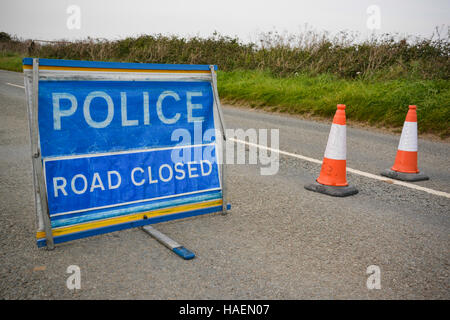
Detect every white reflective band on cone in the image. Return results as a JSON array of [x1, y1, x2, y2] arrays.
[[324, 123, 346, 160], [398, 121, 418, 152]]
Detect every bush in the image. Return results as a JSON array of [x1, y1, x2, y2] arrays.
[[1, 28, 448, 80]]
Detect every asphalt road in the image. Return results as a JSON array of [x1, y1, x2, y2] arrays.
[[0, 69, 449, 299]]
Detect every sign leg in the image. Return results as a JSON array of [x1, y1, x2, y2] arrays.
[[31, 58, 54, 250], [209, 65, 229, 215]]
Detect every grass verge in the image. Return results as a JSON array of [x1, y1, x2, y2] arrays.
[[0, 53, 22, 72], [218, 70, 450, 138]]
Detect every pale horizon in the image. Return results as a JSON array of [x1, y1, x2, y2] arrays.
[[1, 0, 449, 43]]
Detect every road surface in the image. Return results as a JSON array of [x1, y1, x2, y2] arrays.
[[0, 69, 448, 299]]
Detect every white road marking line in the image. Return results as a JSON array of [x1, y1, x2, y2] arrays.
[[5, 82, 25, 89], [230, 138, 450, 199]]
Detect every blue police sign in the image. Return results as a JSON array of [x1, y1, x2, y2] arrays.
[[23, 58, 228, 248]]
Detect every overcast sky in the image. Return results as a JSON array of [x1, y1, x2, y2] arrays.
[[1, 0, 449, 42]]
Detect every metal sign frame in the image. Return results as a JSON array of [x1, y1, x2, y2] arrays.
[[24, 58, 229, 249], [209, 65, 228, 215], [28, 58, 55, 249]]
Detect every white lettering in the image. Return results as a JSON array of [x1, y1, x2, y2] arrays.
[[53, 93, 77, 130], [121, 92, 139, 126], [187, 91, 204, 122], [53, 177, 68, 197], [187, 162, 199, 178], [83, 91, 114, 128], [156, 91, 181, 124], [200, 160, 212, 176], [148, 166, 158, 184], [174, 162, 186, 180], [90, 172, 105, 192], [131, 167, 145, 186], [71, 174, 88, 195], [159, 164, 173, 182], [143, 92, 150, 125], [107, 171, 121, 189]]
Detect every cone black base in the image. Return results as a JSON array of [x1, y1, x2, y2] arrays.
[[304, 181, 358, 197], [380, 169, 429, 182]]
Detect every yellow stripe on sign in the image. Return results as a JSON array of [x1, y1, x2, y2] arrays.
[[22, 64, 210, 74], [36, 199, 222, 240]]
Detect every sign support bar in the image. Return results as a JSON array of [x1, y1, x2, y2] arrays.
[[141, 225, 195, 260]]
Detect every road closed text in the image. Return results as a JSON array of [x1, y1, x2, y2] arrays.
[[52, 160, 214, 197], [44, 145, 220, 215]]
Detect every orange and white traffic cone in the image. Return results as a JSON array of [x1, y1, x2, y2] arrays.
[[305, 104, 358, 197], [381, 105, 428, 181]]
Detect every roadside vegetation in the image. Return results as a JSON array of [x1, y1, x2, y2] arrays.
[[0, 29, 448, 137]]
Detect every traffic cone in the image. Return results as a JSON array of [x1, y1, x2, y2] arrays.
[[381, 105, 428, 181], [305, 104, 358, 197]]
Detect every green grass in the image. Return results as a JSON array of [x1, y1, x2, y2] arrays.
[[217, 70, 450, 138], [0, 53, 22, 72], [1, 53, 448, 138]]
